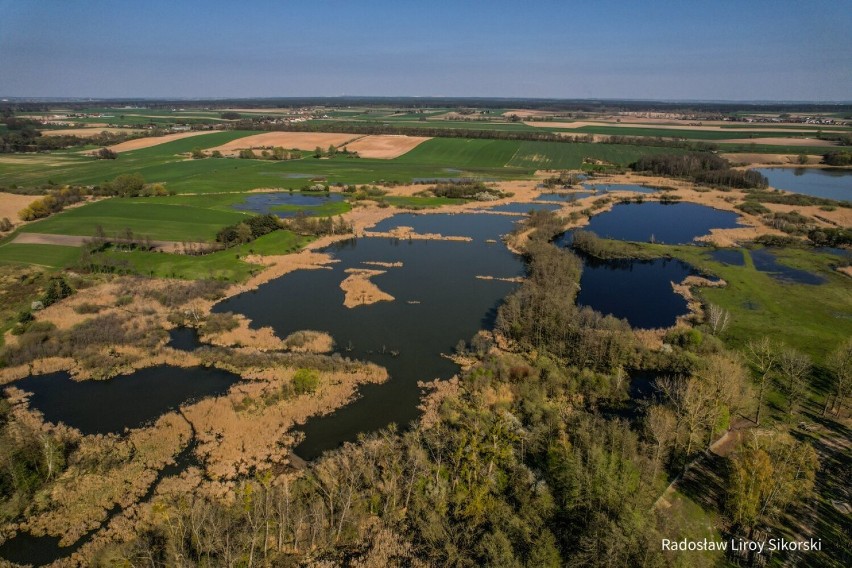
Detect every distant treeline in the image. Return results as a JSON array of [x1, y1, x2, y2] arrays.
[[7, 98, 852, 114], [631, 153, 768, 189], [0, 113, 139, 153]]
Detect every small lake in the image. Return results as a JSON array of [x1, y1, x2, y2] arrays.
[[756, 168, 852, 202], [167, 327, 200, 351], [11, 366, 239, 435], [215, 214, 525, 459], [709, 248, 745, 266], [233, 192, 345, 218], [583, 183, 661, 194], [582, 202, 742, 244], [750, 248, 827, 285], [575, 254, 695, 329]]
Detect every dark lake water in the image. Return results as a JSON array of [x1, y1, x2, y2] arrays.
[[215, 214, 525, 459], [233, 192, 345, 218], [709, 248, 745, 266], [750, 248, 827, 285], [167, 327, 200, 351], [369, 212, 521, 241], [0, 533, 72, 567], [11, 366, 239, 435], [575, 254, 695, 329], [582, 202, 742, 244], [756, 168, 852, 202], [583, 183, 661, 194]]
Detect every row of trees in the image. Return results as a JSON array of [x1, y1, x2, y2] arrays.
[[17, 186, 89, 221], [216, 214, 281, 247], [631, 153, 769, 189]]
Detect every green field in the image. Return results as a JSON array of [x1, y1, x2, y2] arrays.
[[506, 141, 687, 169], [690, 247, 852, 362], [95, 230, 312, 280], [619, 244, 852, 363], [0, 243, 82, 268], [19, 198, 250, 242], [395, 138, 521, 168]]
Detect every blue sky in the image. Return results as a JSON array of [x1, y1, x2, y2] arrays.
[[2, 0, 850, 100]]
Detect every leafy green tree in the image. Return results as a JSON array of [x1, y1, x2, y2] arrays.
[[293, 368, 319, 394], [727, 432, 818, 535], [41, 276, 73, 307]]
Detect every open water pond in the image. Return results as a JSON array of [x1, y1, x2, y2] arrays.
[[575, 254, 695, 329], [709, 248, 745, 266], [215, 213, 525, 459], [582, 183, 661, 194], [167, 327, 201, 351], [582, 202, 742, 244], [750, 248, 827, 285], [756, 168, 852, 202], [0, 533, 72, 567], [233, 192, 345, 218], [11, 365, 239, 435]]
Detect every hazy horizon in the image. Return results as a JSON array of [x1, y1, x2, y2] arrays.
[[2, 0, 851, 101]]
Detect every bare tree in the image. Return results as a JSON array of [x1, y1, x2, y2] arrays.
[[645, 404, 677, 478], [697, 352, 749, 447], [744, 337, 778, 425], [706, 303, 730, 335], [824, 338, 852, 417], [777, 347, 811, 416]]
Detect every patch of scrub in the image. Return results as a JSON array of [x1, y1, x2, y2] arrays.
[[340, 268, 395, 308], [583, 183, 661, 194], [483, 202, 562, 214]]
